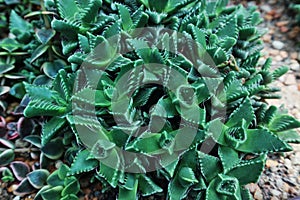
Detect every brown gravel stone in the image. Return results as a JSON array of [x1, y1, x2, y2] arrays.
[[276, 21, 289, 27], [246, 183, 259, 193], [254, 188, 264, 200], [266, 160, 279, 168], [283, 182, 290, 192], [291, 52, 298, 60]]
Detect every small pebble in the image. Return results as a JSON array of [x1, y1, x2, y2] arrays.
[[271, 197, 280, 200], [254, 189, 264, 200], [289, 187, 298, 195], [272, 40, 285, 50], [284, 158, 292, 168], [276, 179, 284, 188], [290, 52, 298, 60], [269, 49, 280, 56], [271, 189, 281, 196], [261, 4, 272, 12], [282, 74, 297, 85], [279, 51, 288, 59], [283, 182, 290, 192], [55, 160, 63, 169], [280, 26, 289, 33], [266, 160, 279, 168], [276, 21, 289, 27], [246, 183, 259, 193]]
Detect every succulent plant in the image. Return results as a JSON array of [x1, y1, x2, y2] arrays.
[[18, 1, 300, 200], [1, 0, 300, 199]]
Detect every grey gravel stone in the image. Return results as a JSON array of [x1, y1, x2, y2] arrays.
[[272, 40, 285, 50], [271, 189, 281, 196]]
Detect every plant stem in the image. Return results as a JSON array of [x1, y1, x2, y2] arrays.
[[40, 0, 54, 62], [40, 0, 50, 29], [0, 147, 40, 153]]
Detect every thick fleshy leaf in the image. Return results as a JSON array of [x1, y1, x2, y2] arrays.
[[41, 138, 64, 160], [10, 161, 30, 181], [226, 154, 266, 185], [56, 0, 79, 20], [78, 34, 90, 53], [41, 186, 63, 200], [42, 116, 66, 145], [117, 4, 133, 31], [1, 167, 14, 182], [237, 129, 292, 153], [118, 177, 138, 200], [0, 38, 21, 52], [61, 177, 80, 196], [42, 60, 65, 79], [24, 99, 67, 118], [23, 82, 53, 101], [61, 194, 79, 200], [33, 185, 51, 200], [218, 146, 240, 173], [178, 167, 198, 187], [69, 150, 98, 175], [27, 169, 50, 189], [168, 171, 192, 200], [17, 117, 34, 138], [98, 162, 122, 188], [30, 44, 49, 63], [226, 98, 254, 127], [276, 130, 300, 143], [53, 165, 67, 181], [199, 153, 222, 182], [0, 86, 10, 96], [9, 10, 32, 41], [0, 138, 15, 149], [139, 175, 163, 196], [36, 29, 56, 44], [10, 82, 26, 99], [268, 115, 300, 132], [0, 149, 15, 167], [23, 135, 41, 148], [47, 170, 64, 186], [14, 178, 36, 196]]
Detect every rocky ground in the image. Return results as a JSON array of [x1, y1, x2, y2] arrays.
[[1, 1, 300, 200], [243, 0, 300, 200]]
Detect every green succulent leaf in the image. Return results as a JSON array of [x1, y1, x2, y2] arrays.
[[0, 149, 15, 167], [36, 29, 56, 44], [47, 170, 64, 186], [226, 97, 254, 127], [30, 44, 49, 63], [139, 175, 163, 196], [98, 162, 123, 188], [226, 154, 266, 185], [41, 138, 64, 160], [9, 10, 32, 41], [41, 186, 64, 200], [218, 146, 240, 173], [61, 177, 80, 196], [0, 38, 21, 52], [199, 153, 222, 182], [56, 0, 79, 20], [276, 130, 300, 143], [237, 129, 292, 153], [69, 150, 99, 175], [268, 114, 300, 132], [27, 169, 50, 189], [42, 116, 66, 145]]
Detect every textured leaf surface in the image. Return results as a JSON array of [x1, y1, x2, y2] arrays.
[[69, 150, 98, 175]]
